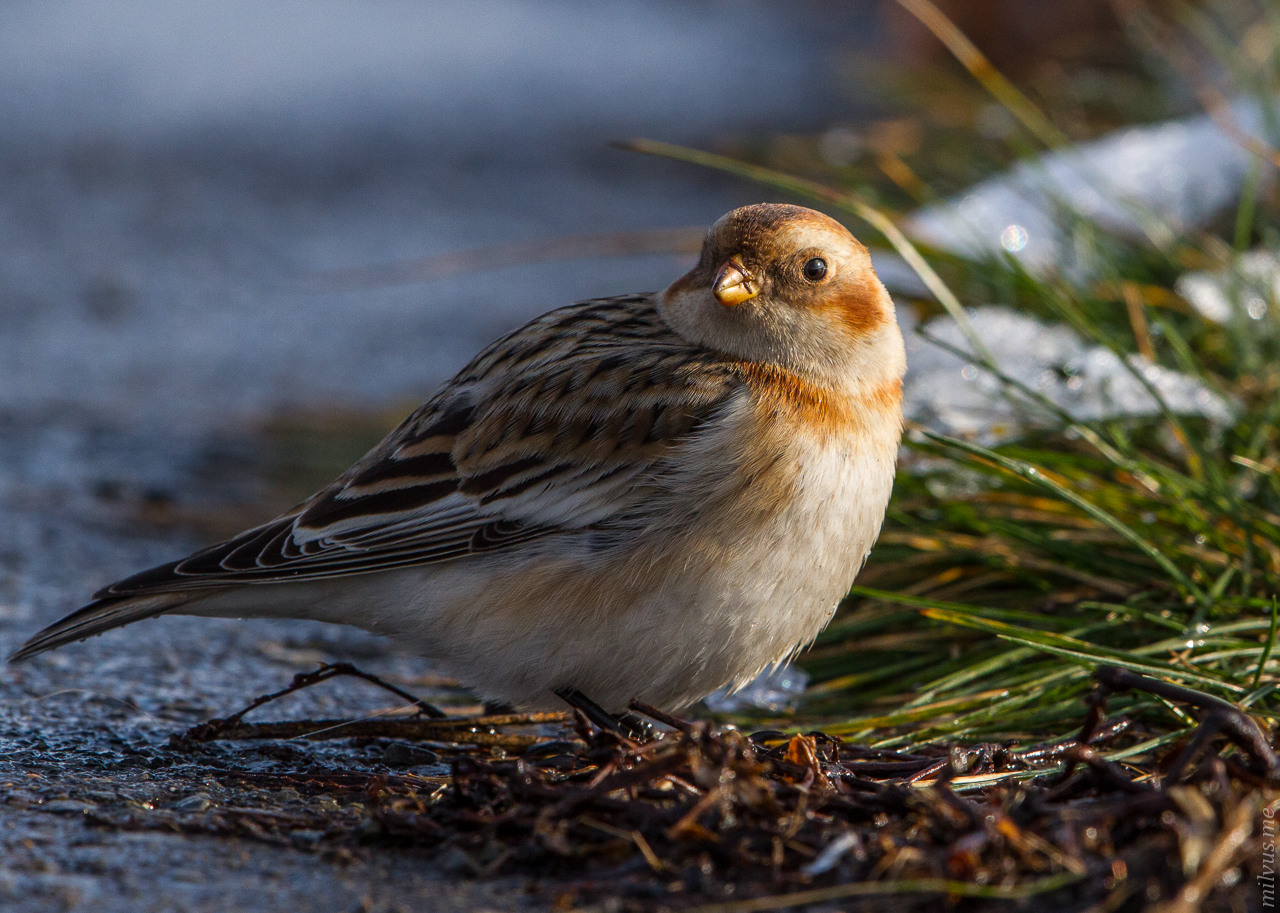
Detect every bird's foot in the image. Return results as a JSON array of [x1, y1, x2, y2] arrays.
[[554, 687, 654, 740]]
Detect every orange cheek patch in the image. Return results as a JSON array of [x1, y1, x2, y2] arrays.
[[815, 276, 889, 339]]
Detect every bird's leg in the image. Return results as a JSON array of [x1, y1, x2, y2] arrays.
[[554, 687, 647, 738]]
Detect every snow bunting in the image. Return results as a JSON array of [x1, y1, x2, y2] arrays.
[[12, 203, 906, 712]]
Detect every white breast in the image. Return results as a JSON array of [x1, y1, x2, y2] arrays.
[[649, 427, 898, 705]]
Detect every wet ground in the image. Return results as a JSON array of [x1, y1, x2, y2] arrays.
[[1, 492, 544, 912]]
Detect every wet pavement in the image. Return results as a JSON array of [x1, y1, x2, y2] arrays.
[[1, 498, 532, 912]]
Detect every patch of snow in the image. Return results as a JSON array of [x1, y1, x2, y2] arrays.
[[1176, 248, 1280, 324], [703, 663, 810, 714], [906, 98, 1273, 280], [905, 307, 1234, 443]]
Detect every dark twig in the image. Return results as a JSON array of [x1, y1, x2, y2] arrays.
[[184, 662, 446, 743], [1090, 665, 1280, 779], [1016, 718, 1132, 765], [178, 714, 563, 750], [628, 699, 698, 734]]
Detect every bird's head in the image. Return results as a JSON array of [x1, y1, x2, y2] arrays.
[[658, 203, 905, 392]]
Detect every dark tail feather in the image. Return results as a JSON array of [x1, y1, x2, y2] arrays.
[[9, 592, 192, 662]]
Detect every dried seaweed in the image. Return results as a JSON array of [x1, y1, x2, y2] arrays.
[[120, 666, 1276, 910]]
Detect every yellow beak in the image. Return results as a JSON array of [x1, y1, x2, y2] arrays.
[[712, 257, 758, 307]]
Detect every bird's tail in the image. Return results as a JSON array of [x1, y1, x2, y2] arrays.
[[9, 592, 193, 663]]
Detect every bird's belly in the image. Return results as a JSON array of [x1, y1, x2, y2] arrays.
[[636, 441, 894, 707], [359, 436, 896, 710]]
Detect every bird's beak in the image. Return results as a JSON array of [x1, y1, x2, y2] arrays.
[[712, 257, 758, 307]]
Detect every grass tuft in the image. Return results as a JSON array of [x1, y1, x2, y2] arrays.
[[630, 0, 1280, 751]]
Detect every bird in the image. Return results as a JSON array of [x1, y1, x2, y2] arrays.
[[11, 203, 906, 717]]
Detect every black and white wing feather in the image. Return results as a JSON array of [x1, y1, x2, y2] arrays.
[[12, 297, 746, 660]]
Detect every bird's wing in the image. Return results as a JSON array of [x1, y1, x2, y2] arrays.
[[98, 296, 745, 597]]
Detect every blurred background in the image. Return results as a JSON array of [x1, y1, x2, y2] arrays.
[[0, 0, 1134, 431]]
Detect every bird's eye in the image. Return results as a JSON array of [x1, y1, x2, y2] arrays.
[[803, 257, 828, 281]]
